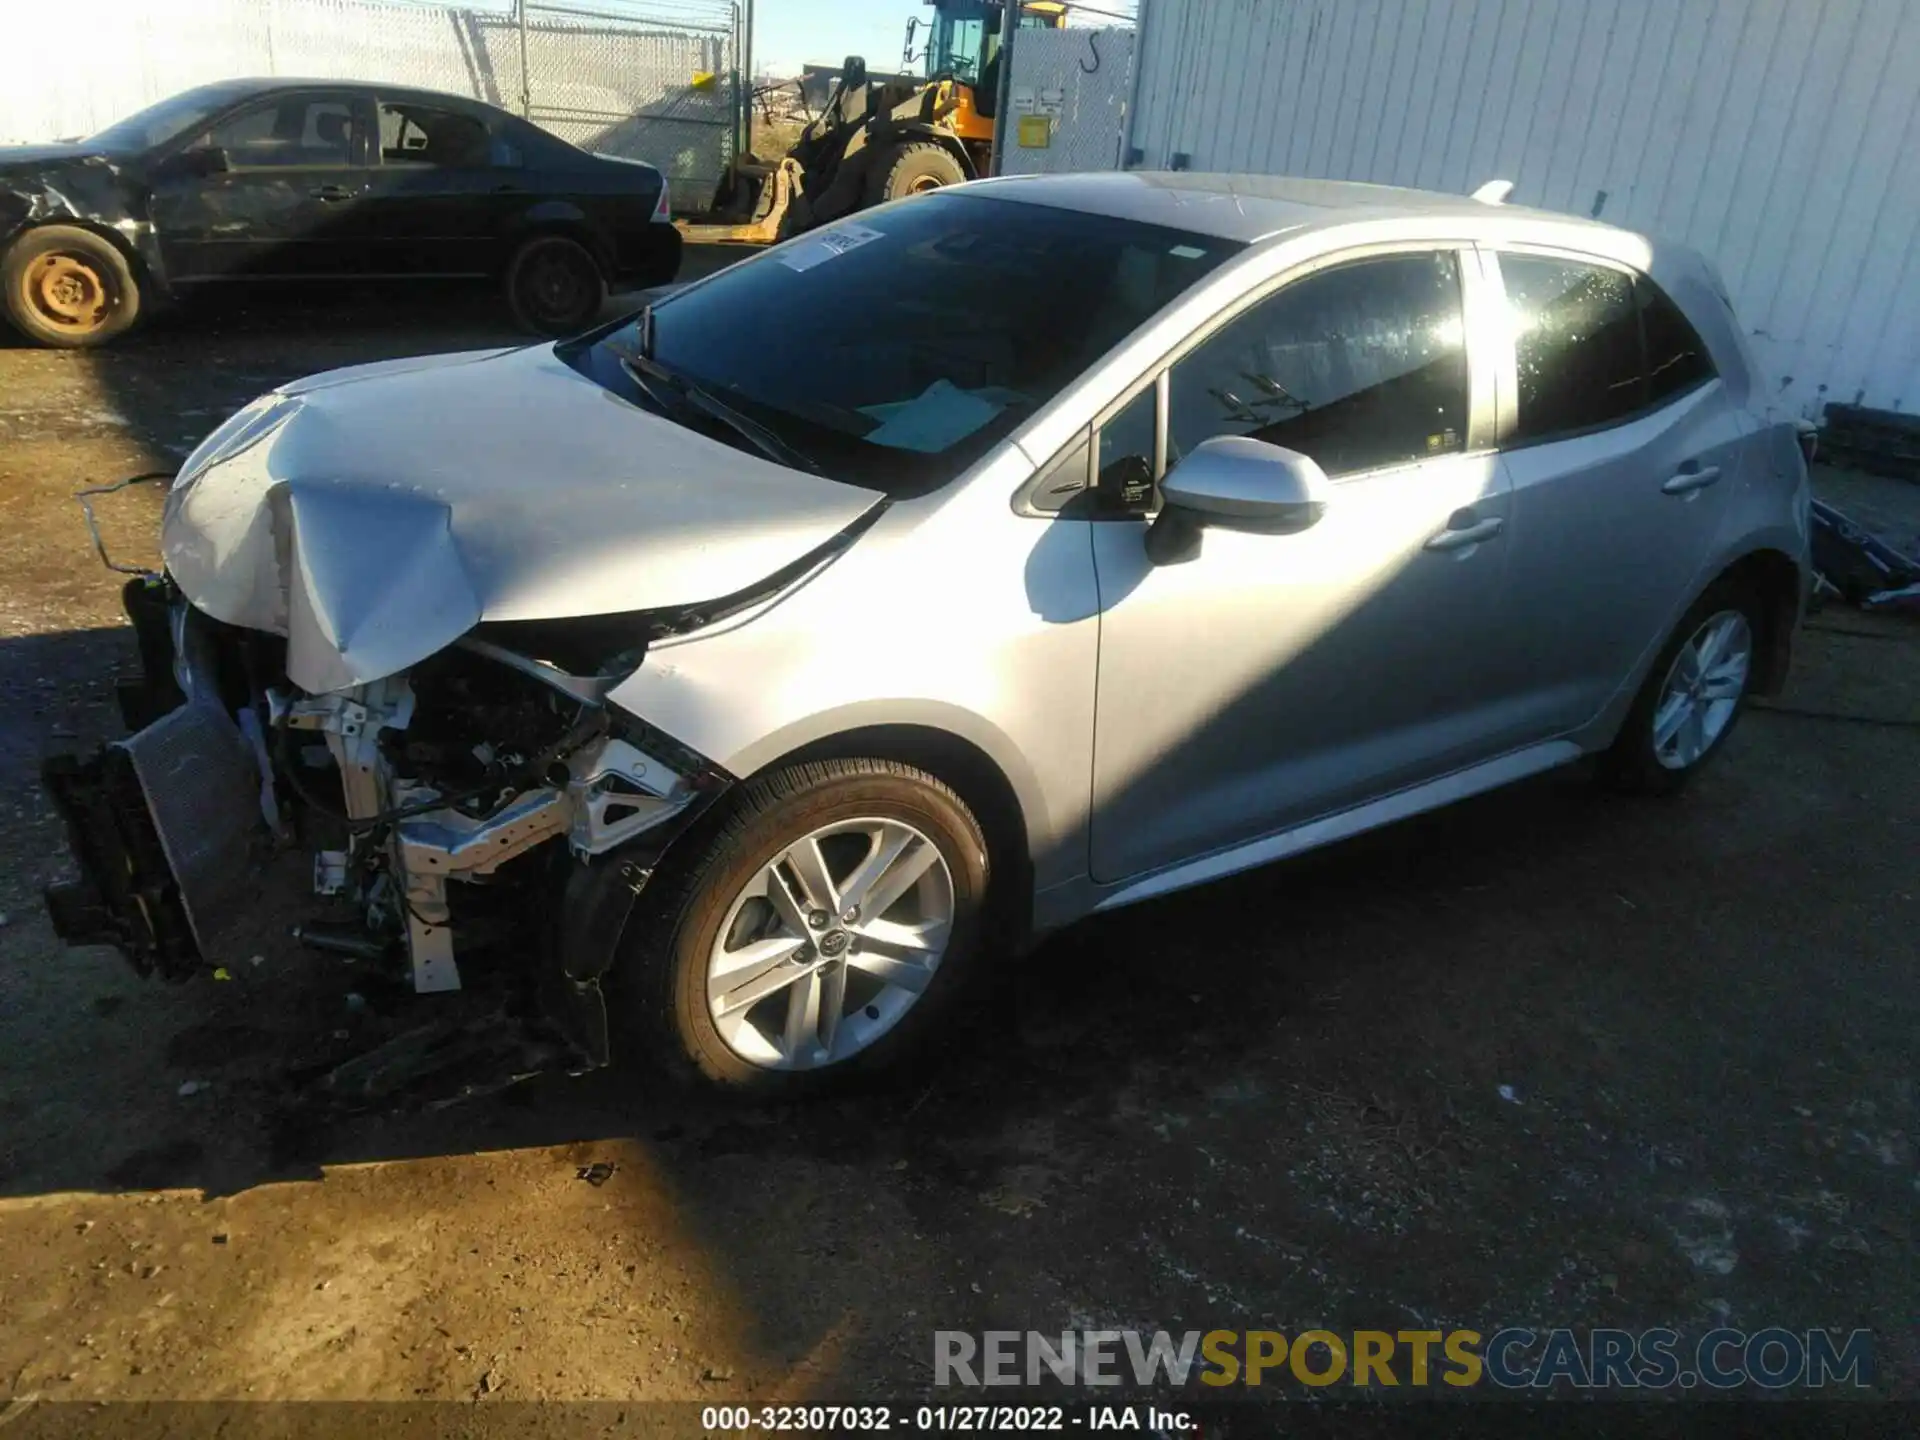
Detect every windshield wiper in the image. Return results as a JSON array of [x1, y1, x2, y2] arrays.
[[618, 351, 822, 476]]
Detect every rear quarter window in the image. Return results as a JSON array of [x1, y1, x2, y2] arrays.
[[1637, 278, 1716, 403], [1502, 255, 1642, 442]]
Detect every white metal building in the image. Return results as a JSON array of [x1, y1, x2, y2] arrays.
[[1123, 0, 1920, 422]]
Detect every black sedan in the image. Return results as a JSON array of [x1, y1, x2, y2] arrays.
[[0, 78, 682, 346]]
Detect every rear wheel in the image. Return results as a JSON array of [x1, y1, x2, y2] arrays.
[[867, 141, 967, 206], [617, 759, 990, 1096], [1600, 579, 1761, 795], [2, 225, 142, 348], [504, 233, 605, 336]]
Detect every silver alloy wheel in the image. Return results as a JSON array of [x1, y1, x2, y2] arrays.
[[706, 816, 955, 1070], [1651, 609, 1752, 770]]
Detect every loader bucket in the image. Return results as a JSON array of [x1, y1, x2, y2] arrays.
[[674, 158, 802, 246]]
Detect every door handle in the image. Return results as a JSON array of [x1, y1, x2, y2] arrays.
[[1424, 512, 1504, 552], [308, 184, 354, 201], [1661, 463, 1722, 495]]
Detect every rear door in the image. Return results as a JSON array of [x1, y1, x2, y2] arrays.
[[1485, 249, 1742, 737], [149, 91, 374, 280], [357, 98, 527, 276]]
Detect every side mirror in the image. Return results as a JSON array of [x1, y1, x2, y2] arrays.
[[1146, 435, 1330, 565]]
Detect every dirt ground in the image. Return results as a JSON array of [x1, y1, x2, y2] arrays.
[[1, 273, 1918, 1429]]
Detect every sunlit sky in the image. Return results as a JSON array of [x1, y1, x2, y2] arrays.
[[755, 0, 920, 77]]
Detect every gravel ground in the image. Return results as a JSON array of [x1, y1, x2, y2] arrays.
[[1, 278, 1917, 1429]]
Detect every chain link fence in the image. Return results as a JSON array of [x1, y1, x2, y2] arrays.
[[518, 1, 739, 204]]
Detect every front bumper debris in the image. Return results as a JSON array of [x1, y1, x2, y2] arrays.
[[40, 544, 736, 1103], [42, 699, 266, 978]]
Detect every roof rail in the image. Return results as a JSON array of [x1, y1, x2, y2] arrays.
[[1471, 179, 1514, 205]]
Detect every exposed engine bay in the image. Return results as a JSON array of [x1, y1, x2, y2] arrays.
[[41, 573, 732, 1088], [33, 335, 896, 1098]]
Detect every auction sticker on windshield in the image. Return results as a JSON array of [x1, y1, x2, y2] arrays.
[[779, 222, 886, 272]]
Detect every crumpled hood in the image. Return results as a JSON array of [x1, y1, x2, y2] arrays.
[[162, 344, 884, 693]]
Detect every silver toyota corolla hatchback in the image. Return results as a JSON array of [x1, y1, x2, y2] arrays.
[[44, 172, 1810, 1096]]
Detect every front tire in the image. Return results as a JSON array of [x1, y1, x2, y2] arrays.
[[2, 224, 142, 348], [1600, 578, 1762, 795], [504, 233, 606, 336], [618, 760, 991, 1095]]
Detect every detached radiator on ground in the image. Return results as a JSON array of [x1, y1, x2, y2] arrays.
[[42, 700, 265, 978]]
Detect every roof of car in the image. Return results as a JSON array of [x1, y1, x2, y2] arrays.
[[207, 77, 512, 115], [964, 170, 1626, 246], [961, 169, 1759, 415]]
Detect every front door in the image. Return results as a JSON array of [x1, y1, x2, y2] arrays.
[[150, 91, 373, 281], [1483, 251, 1745, 738], [1089, 249, 1518, 883]]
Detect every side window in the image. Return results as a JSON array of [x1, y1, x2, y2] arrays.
[[203, 97, 358, 168], [201, 105, 280, 166], [1501, 255, 1642, 442], [1166, 251, 1469, 480], [1638, 277, 1716, 404], [1096, 383, 1158, 512], [1021, 382, 1158, 517], [379, 103, 497, 168]]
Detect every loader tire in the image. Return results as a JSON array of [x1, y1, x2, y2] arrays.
[[867, 142, 966, 205]]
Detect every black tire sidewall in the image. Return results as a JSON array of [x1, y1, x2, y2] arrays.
[[620, 762, 990, 1096], [870, 142, 967, 206], [505, 235, 605, 336], [1602, 579, 1763, 794], [2, 225, 141, 348]]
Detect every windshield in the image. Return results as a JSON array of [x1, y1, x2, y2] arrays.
[[580, 193, 1240, 496], [85, 85, 248, 153]]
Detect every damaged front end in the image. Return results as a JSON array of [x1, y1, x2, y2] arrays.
[[41, 342, 888, 1098], [41, 572, 732, 1082]]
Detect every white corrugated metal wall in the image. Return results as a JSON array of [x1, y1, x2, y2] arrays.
[[1126, 0, 1920, 422]]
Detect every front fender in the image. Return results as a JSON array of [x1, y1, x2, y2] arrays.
[[1, 158, 167, 291], [605, 486, 1099, 891], [703, 694, 1053, 860]]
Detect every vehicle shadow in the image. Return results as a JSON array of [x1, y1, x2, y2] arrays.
[[7, 610, 1913, 1402], [0, 614, 1641, 1396]]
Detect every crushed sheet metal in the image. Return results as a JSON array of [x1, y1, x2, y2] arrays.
[[161, 344, 885, 693]]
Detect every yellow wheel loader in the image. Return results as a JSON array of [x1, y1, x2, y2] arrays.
[[677, 0, 1065, 246]]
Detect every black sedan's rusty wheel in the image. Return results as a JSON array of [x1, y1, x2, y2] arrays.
[[505, 234, 606, 337], [2, 225, 142, 348]]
